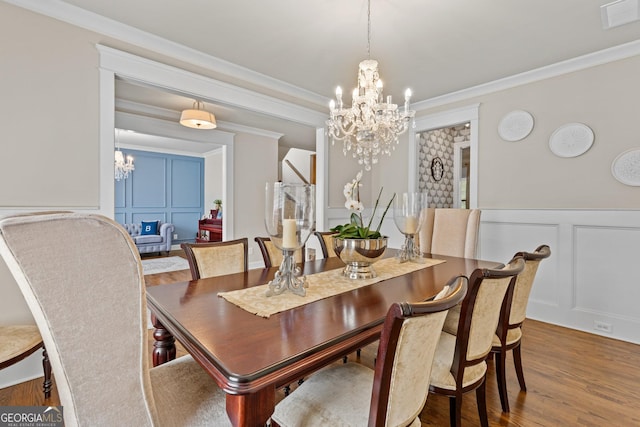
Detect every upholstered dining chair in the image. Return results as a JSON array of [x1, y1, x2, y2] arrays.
[[429, 256, 524, 427], [271, 274, 468, 427], [254, 236, 304, 268], [0, 325, 51, 398], [418, 208, 481, 258], [313, 231, 337, 259], [181, 238, 248, 280], [492, 244, 551, 412], [0, 212, 230, 426]]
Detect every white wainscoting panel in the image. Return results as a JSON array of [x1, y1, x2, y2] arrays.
[[479, 209, 640, 344], [479, 220, 560, 308], [573, 225, 640, 339]]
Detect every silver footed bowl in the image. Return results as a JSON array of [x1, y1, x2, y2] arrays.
[[333, 237, 388, 279]]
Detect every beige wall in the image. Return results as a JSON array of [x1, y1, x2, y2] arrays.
[[232, 133, 279, 266], [372, 132, 411, 201], [0, 3, 100, 208], [0, 4, 104, 325], [417, 55, 640, 209], [326, 136, 409, 204], [324, 53, 640, 258]]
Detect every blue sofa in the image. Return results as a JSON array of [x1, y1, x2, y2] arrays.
[[123, 222, 174, 255]]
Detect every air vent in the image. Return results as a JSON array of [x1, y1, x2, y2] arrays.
[[601, 0, 640, 29]]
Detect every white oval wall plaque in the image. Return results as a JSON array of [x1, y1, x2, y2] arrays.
[[498, 110, 534, 142], [549, 123, 594, 158], [611, 148, 640, 186]]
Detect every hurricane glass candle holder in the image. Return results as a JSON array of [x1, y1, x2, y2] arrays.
[[264, 182, 315, 296], [393, 192, 427, 263]]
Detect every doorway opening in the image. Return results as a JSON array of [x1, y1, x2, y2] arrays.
[[409, 104, 479, 209], [416, 123, 471, 208]]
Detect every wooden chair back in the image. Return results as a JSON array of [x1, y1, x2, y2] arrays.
[[254, 237, 304, 268], [0, 325, 50, 398], [504, 245, 551, 328], [492, 245, 551, 412], [181, 238, 248, 279], [313, 231, 337, 258], [369, 275, 467, 426], [452, 256, 524, 381]]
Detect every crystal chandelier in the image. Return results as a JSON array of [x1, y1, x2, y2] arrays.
[[114, 129, 134, 181], [326, 0, 415, 171]]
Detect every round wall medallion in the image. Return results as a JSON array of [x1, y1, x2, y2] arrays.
[[498, 110, 534, 142], [431, 157, 444, 181], [611, 148, 640, 186], [549, 123, 594, 158]]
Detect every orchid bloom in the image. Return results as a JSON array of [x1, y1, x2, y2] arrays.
[[332, 169, 395, 239]]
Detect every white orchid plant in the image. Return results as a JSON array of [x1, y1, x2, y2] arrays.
[[331, 170, 395, 239]]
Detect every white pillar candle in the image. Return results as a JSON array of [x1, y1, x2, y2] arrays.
[[405, 215, 418, 234], [282, 218, 297, 249]]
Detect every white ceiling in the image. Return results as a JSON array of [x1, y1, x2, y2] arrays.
[[12, 0, 640, 152]]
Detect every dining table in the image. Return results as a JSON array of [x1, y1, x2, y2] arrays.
[[146, 253, 501, 427]]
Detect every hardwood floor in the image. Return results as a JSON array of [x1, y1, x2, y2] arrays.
[[2, 252, 639, 426]]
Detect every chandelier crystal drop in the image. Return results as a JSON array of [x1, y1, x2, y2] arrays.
[[326, 0, 415, 171], [114, 130, 134, 181]]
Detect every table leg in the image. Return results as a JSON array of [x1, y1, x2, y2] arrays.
[[151, 314, 176, 367], [225, 386, 275, 427]]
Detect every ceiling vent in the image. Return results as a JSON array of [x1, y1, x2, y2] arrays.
[[601, 0, 640, 29]]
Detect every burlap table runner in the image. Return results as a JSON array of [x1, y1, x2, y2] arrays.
[[218, 257, 445, 318]]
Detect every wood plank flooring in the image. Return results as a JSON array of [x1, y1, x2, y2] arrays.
[[2, 251, 639, 426]]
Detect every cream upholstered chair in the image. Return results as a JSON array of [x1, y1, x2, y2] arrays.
[[418, 208, 481, 258], [492, 245, 551, 412], [0, 212, 230, 427], [0, 325, 51, 398], [313, 231, 337, 259], [271, 275, 468, 427], [181, 238, 248, 280], [254, 236, 304, 268], [429, 256, 524, 427]]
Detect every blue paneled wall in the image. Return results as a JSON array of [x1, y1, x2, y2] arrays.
[[115, 149, 203, 246]]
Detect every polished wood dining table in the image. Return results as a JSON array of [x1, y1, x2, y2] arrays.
[[146, 254, 500, 427]]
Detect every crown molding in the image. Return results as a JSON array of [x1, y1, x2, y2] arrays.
[[4, 0, 328, 107], [100, 45, 326, 128], [7, 0, 639, 114], [413, 39, 640, 112], [115, 99, 284, 140]]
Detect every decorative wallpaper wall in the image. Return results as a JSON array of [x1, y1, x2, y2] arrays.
[[417, 125, 470, 208]]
